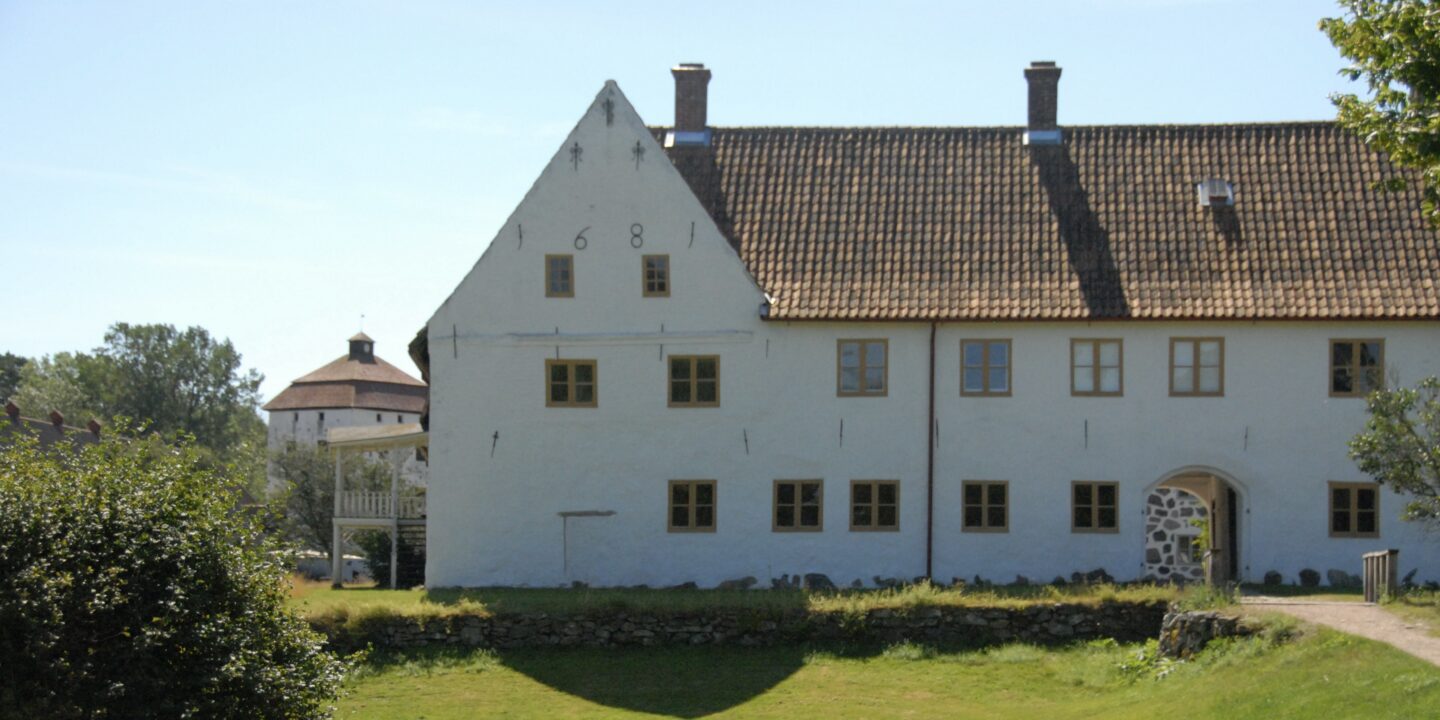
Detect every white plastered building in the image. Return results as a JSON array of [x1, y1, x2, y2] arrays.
[[422, 62, 1440, 589]]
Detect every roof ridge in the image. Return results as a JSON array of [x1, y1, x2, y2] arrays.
[[651, 120, 1341, 132], [10, 415, 93, 433], [288, 354, 426, 387]]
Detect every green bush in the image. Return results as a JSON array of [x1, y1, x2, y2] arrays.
[[1174, 582, 1238, 611], [0, 433, 345, 718], [354, 529, 392, 587]]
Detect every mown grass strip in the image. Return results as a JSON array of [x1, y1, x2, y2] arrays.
[[291, 576, 1180, 626]]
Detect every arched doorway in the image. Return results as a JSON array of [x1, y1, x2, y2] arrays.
[[1144, 470, 1243, 585]]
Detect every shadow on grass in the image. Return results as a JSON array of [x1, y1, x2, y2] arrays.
[[498, 645, 813, 718], [356, 641, 1040, 717]]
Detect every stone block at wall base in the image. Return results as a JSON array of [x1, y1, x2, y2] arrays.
[[1157, 611, 1248, 660]]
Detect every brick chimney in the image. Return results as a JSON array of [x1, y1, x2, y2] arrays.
[[673, 63, 711, 130], [87, 419, 102, 439], [1023, 61, 1063, 146], [49, 410, 64, 430], [666, 63, 713, 148], [4, 401, 18, 423]]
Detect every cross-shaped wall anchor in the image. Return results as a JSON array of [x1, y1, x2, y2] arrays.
[[632, 140, 645, 169], [569, 141, 583, 171], [602, 97, 615, 126]]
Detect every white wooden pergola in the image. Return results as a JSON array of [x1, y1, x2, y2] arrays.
[[326, 423, 428, 589]]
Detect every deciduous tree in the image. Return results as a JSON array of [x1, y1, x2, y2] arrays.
[[11, 323, 266, 471], [0, 352, 26, 402], [1349, 377, 1440, 529], [271, 444, 391, 556], [1322, 1, 1440, 225], [8, 352, 103, 424]]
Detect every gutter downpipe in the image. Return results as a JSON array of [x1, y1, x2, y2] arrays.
[[925, 321, 937, 580]]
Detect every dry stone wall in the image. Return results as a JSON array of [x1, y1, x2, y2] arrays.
[[1157, 610, 1248, 659], [316, 601, 1168, 653]]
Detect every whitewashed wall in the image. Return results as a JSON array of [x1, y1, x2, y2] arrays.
[[426, 82, 1440, 588], [266, 408, 428, 488], [930, 321, 1440, 586]]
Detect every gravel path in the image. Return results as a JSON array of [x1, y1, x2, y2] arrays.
[[1242, 596, 1440, 667]]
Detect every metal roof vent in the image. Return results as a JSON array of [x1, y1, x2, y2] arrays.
[[663, 129, 712, 148], [1197, 179, 1233, 207], [1023, 129, 1063, 146]]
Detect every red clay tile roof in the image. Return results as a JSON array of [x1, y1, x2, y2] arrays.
[[291, 354, 425, 386], [262, 381, 427, 413], [262, 353, 427, 413], [661, 122, 1440, 321]]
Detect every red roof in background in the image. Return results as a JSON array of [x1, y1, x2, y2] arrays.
[[290, 354, 425, 387], [262, 342, 427, 413]]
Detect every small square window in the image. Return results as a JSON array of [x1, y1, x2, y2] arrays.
[[643, 255, 670, 297], [1330, 339, 1384, 397], [376, 413, 383, 423], [669, 355, 720, 407], [546, 359, 597, 407], [851, 480, 899, 531], [837, 339, 888, 396], [1072, 481, 1118, 533], [962, 481, 1009, 532], [668, 480, 716, 532], [1071, 339, 1122, 396], [546, 254, 574, 298], [773, 480, 823, 532], [1329, 482, 1379, 538], [961, 340, 1012, 396]]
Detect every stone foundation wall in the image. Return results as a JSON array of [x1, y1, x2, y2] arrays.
[[316, 601, 1168, 653]]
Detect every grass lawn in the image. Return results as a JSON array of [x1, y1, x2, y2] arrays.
[[336, 626, 1440, 719], [289, 576, 1177, 622]]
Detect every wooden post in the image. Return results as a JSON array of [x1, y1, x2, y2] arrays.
[[1388, 549, 1400, 598], [331, 449, 344, 588], [389, 450, 400, 590], [1209, 476, 1231, 586], [1363, 549, 1400, 602]]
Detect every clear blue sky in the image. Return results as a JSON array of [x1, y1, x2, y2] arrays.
[[0, 0, 1360, 404]]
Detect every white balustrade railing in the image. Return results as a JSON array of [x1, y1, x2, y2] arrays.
[[338, 491, 427, 519]]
